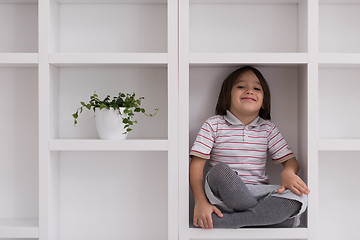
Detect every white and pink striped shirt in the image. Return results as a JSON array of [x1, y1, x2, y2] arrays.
[[190, 110, 295, 184]]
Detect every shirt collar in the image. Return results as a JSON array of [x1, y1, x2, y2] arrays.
[[223, 110, 265, 127]]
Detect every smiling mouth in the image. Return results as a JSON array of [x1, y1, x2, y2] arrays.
[[241, 97, 256, 101]]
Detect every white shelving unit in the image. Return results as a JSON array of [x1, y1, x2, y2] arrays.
[[1, 0, 359, 239], [38, 0, 178, 240], [0, 0, 39, 239], [179, 0, 318, 240], [318, 1, 360, 240]]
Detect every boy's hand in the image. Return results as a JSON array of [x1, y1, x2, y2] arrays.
[[193, 200, 223, 229], [278, 169, 310, 196]]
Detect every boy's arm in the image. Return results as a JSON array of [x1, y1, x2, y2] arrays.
[[190, 156, 223, 229], [278, 157, 310, 196]]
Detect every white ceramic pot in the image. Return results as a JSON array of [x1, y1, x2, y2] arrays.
[[94, 107, 128, 140]]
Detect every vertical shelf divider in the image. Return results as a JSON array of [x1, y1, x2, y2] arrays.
[[39, 0, 51, 239], [168, 0, 179, 240], [179, 0, 190, 239], [307, 1, 319, 240]]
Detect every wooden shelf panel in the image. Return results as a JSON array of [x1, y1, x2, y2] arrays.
[[0, 53, 38, 66], [189, 228, 307, 239], [191, 0, 303, 3], [319, 53, 360, 66], [319, 139, 360, 151], [49, 139, 168, 151], [0, 219, 39, 238], [49, 53, 168, 66], [189, 53, 307, 65], [54, 0, 166, 3]]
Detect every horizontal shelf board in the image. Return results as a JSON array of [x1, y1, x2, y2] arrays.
[[319, 139, 360, 151], [49, 53, 168, 66], [0, 53, 38, 66], [0, 219, 38, 238], [319, 53, 360, 66], [54, 0, 166, 3], [191, 0, 302, 3], [320, 0, 360, 4], [0, 0, 37, 3], [189, 228, 307, 239], [189, 53, 308, 65], [49, 139, 168, 151]]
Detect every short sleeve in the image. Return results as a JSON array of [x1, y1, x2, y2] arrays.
[[190, 119, 216, 159], [267, 124, 295, 164]]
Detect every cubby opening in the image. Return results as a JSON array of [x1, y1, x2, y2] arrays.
[[49, 0, 168, 53], [49, 64, 168, 140], [0, 1, 38, 53], [319, 66, 360, 139], [188, 64, 308, 228], [189, 0, 308, 53], [319, 1, 360, 53], [0, 67, 38, 225], [48, 151, 168, 240], [319, 151, 360, 240]]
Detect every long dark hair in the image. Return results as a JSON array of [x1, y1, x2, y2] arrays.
[[215, 66, 271, 120]]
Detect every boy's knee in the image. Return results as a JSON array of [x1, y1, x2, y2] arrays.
[[212, 162, 231, 173], [208, 162, 233, 181]]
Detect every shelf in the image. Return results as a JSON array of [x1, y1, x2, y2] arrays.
[[0, 0, 37, 3], [49, 53, 168, 66], [189, 228, 307, 239], [318, 67, 360, 139], [319, 3, 360, 53], [53, 0, 166, 3], [319, 53, 360, 66], [0, 2, 38, 53], [50, 2, 167, 53], [189, 53, 307, 66], [0, 53, 38, 66], [189, 1, 307, 53], [49, 139, 168, 151], [191, 0, 303, 3], [320, 0, 360, 4], [319, 139, 360, 151], [0, 219, 38, 238]]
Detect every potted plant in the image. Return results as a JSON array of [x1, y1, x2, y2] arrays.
[[72, 92, 158, 140]]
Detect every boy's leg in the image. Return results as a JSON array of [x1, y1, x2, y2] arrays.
[[207, 162, 257, 211], [211, 196, 302, 228]]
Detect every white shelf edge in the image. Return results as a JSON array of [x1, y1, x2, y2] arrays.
[[49, 139, 168, 151], [0, 53, 38, 66], [55, 0, 167, 3], [319, 139, 360, 151], [319, 53, 360, 66], [189, 228, 307, 239], [0, 219, 39, 238], [189, 53, 308, 65], [48, 53, 168, 65]]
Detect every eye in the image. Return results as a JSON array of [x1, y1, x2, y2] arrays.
[[254, 87, 262, 91], [237, 85, 245, 89]]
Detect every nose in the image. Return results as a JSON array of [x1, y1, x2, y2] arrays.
[[246, 88, 254, 94]]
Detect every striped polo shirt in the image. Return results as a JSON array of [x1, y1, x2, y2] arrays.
[[190, 110, 295, 184]]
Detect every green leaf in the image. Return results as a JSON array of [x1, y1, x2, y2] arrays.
[[86, 104, 91, 110], [72, 112, 78, 119]]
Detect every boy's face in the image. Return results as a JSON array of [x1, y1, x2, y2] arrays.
[[230, 70, 264, 119]]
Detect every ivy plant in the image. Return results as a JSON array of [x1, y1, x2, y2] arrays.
[[72, 92, 158, 133]]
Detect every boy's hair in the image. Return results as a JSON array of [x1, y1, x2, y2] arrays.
[[215, 66, 271, 120]]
